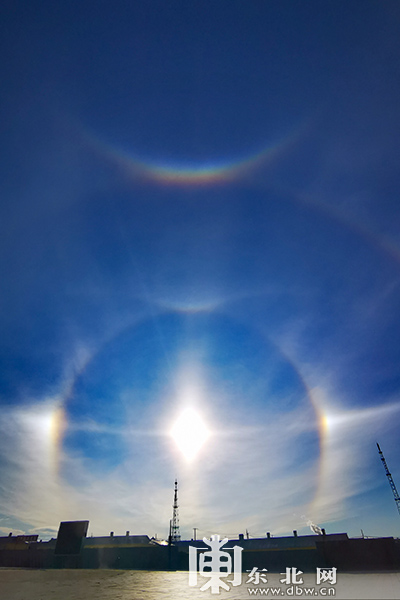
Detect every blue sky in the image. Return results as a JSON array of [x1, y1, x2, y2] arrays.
[[1, 0, 400, 541]]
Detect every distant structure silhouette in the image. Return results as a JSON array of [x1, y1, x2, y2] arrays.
[[169, 479, 181, 543], [377, 443, 400, 516]]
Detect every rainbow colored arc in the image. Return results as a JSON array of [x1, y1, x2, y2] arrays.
[[85, 124, 305, 187], [112, 144, 281, 186]]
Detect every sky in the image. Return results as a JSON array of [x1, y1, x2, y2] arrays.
[[1, 0, 400, 542]]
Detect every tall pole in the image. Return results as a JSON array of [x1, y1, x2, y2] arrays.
[[169, 479, 181, 543], [377, 443, 400, 516]]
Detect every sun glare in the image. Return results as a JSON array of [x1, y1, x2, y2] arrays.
[[170, 407, 211, 462]]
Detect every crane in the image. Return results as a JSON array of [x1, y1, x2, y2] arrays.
[[377, 443, 400, 516]]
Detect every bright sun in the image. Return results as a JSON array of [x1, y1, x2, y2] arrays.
[[170, 407, 211, 462]]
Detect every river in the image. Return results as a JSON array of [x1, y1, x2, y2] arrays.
[[0, 568, 399, 599]]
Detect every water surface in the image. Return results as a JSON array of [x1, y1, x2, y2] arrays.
[[0, 569, 399, 599]]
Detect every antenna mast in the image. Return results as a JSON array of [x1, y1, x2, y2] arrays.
[[377, 443, 400, 516], [169, 479, 181, 543]]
